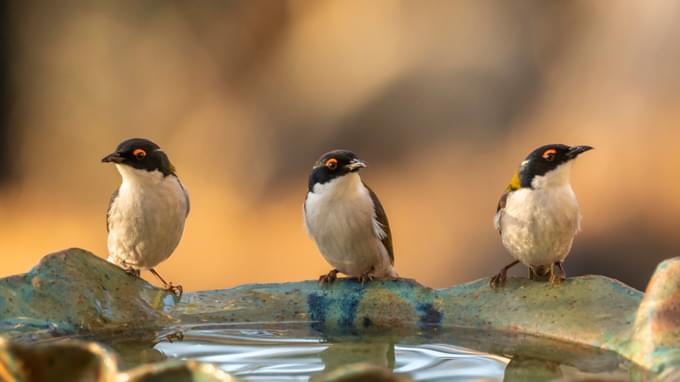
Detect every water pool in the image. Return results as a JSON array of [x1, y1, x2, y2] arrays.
[[86, 322, 632, 381]]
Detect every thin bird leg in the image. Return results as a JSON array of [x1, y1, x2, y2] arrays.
[[528, 266, 538, 280], [549, 262, 564, 285], [555, 261, 566, 279], [149, 268, 183, 297], [490, 260, 520, 289], [319, 269, 339, 285], [357, 267, 375, 285]]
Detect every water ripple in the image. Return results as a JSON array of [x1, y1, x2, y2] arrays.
[[154, 324, 509, 381]]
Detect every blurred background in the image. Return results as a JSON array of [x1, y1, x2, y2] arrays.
[[1, 0, 679, 291]]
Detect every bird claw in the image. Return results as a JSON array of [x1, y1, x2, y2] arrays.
[[124, 267, 141, 278], [549, 273, 563, 285], [490, 260, 519, 289], [319, 269, 339, 285], [148, 268, 182, 297], [357, 272, 375, 285], [549, 262, 565, 285], [490, 272, 507, 289], [165, 283, 183, 298]]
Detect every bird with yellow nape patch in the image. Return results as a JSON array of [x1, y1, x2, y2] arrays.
[[491, 144, 593, 288]]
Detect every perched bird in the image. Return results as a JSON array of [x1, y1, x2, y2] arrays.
[[491, 144, 593, 288], [304, 150, 397, 284], [102, 138, 189, 296]]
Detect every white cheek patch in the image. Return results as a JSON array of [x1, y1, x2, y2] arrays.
[[312, 180, 335, 195], [116, 164, 165, 186], [531, 161, 573, 189]]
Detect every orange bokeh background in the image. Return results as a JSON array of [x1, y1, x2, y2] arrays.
[[1, 1, 679, 291]]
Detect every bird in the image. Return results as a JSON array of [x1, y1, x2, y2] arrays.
[[491, 144, 593, 288], [102, 138, 190, 296], [303, 150, 398, 284]]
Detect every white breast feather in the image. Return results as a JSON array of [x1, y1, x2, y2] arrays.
[[498, 162, 581, 267], [304, 173, 395, 278], [107, 165, 189, 269]]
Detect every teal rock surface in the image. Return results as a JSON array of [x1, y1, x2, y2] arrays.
[[1, 248, 680, 379], [0, 248, 174, 339], [174, 275, 641, 354]]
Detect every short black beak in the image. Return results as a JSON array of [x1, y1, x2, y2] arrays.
[[346, 158, 367, 171], [566, 145, 594, 159], [102, 152, 124, 164]]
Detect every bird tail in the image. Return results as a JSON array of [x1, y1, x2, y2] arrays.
[[530, 265, 551, 281]]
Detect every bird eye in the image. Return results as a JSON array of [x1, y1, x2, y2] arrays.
[[542, 149, 557, 161], [133, 148, 147, 160], [325, 158, 338, 170]]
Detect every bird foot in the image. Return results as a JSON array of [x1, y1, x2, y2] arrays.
[[319, 269, 339, 285], [548, 263, 564, 285], [164, 283, 183, 298], [124, 267, 141, 278], [549, 273, 563, 285], [490, 271, 508, 289], [148, 268, 183, 297], [490, 260, 519, 289], [357, 271, 375, 285]]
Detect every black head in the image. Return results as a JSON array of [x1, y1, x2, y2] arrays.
[[518, 144, 593, 188], [308, 150, 367, 191], [102, 138, 176, 176]]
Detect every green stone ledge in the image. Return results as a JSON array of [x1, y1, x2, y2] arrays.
[[1, 248, 679, 379]]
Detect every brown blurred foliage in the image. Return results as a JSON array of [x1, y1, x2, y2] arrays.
[[1, 1, 679, 291]]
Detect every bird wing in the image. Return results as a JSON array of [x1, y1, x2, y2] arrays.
[[494, 191, 509, 234], [495, 171, 521, 234], [364, 183, 394, 265], [106, 188, 119, 233], [177, 177, 190, 217], [302, 193, 312, 237]]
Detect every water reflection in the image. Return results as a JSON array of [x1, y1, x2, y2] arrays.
[[502, 357, 562, 382], [153, 323, 509, 381]]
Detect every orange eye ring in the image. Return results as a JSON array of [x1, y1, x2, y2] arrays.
[[324, 158, 338, 170], [542, 149, 557, 161], [132, 148, 147, 159]]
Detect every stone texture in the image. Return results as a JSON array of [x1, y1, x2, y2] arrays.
[[0, 337, 118, 382], [0, 337, 243, 382], [122, 360, 242, 382], [438, 276, 641, 352], [1, 249, 680, 378], [174, 276, 641, 354], [629, 257, 680, 374], [0, 248, 175, 339], [310, 363, 413, 382]]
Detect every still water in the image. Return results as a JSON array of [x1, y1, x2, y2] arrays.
[[148, 322, 629, 381]]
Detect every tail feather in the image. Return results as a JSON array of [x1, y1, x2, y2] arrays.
[[529, 265, 551, 281]]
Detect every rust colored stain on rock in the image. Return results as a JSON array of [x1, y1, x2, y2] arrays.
[[357, 288, 417, 328]]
